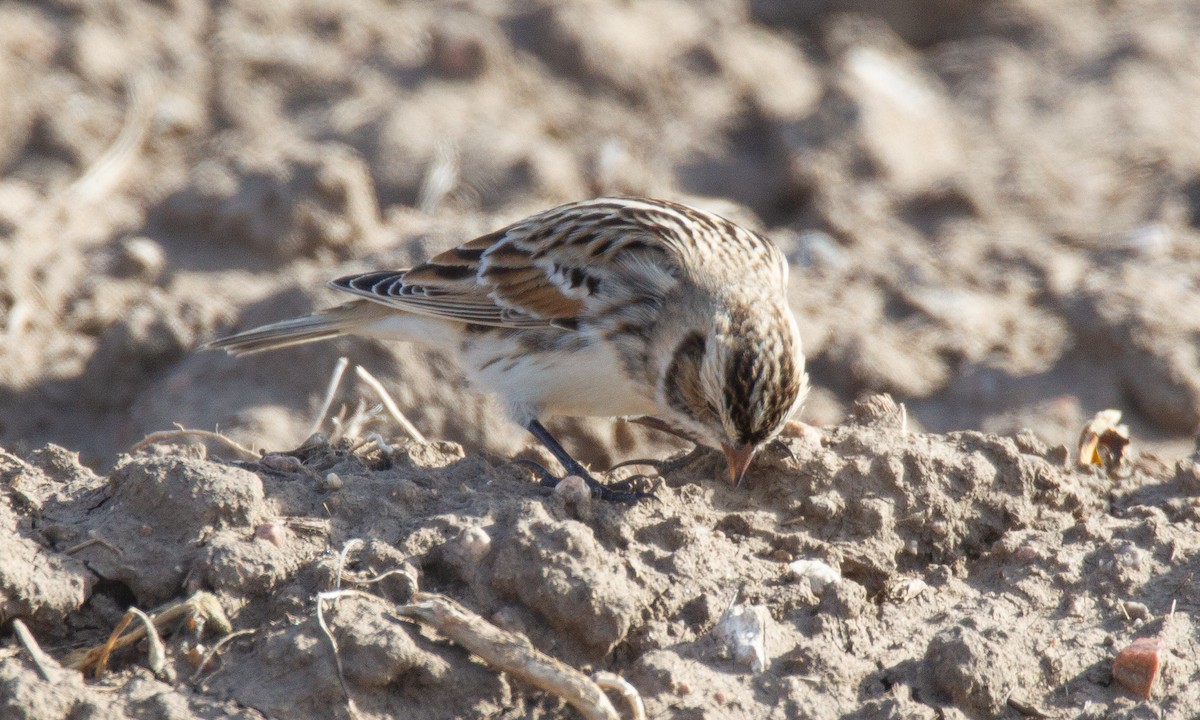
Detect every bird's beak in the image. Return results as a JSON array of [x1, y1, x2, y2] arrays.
[[722, 442, 756, 487]]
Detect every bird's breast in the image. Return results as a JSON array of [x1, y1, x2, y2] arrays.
[[462, 329, 659, 421]]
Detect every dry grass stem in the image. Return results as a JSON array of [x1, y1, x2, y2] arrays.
[[65, 592, 232, 675], [93, 612, 135, 677], [354, 365, 427, 442], [69, 73, 155, 204], [131, 425, 259, 461], [309, 357, 350, 437], [127, 607, 166, 675], [12, 619, 66, 682], [2, 73, 156, 337], [333, 539, 366, 603], [347, 568, 418, 587], [349, 431, 393, 456], [315, 590, 363, 720], [417, 142, 460, 213], [62, 537, 123, 556]]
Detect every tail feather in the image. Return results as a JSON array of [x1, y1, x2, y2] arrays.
[[206, 300, 393, 356]]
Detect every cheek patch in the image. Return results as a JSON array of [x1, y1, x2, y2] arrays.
[[664, 331, 707, 419]]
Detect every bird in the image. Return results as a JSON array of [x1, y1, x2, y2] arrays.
[[207, 197, 808, 500]]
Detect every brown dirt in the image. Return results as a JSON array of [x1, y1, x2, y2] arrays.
[[2, 1, 1199, 718]]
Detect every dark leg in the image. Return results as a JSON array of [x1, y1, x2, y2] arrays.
[[523, 419, 652, 503]]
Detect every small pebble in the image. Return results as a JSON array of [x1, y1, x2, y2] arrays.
[[455, 526, 492, 564], [788, 559, 841, 594], [713, 604, 770, 673], [886, 577, 928, 603], [1112, 637, 1163, 700], [554, 475, 592, 519], [254, 522, 288, 547], [444, 526, 493, 574], [770, 549, 793, 563], [115, 237, 166, 281], [1122, 600, 1150, 621]]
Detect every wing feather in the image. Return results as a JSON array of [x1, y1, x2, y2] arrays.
[[330, 197, 774, 329]]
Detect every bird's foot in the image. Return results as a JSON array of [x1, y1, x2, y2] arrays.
[[514, 460, 655, 503]]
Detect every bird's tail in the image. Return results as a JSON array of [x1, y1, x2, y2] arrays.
[[206, 300, 395, 355]]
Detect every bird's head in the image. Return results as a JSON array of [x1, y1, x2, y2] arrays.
[[657, 301, 807, 485]]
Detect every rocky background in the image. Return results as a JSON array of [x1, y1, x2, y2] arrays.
[[1, 1, 1198, 718]]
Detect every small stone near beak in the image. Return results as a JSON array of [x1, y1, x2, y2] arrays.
[[722, 443, 755, 486]]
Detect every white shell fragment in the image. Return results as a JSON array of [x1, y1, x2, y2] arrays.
[[714, 604, 771, 673], [788, 559, 841, 594]]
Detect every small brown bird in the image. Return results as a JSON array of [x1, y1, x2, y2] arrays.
[[208, 197, 808, 500]]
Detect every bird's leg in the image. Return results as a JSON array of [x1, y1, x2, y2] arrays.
[[522, 419, 651, 503]]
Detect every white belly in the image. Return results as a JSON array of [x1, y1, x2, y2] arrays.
[[465, 337, 658, 423]]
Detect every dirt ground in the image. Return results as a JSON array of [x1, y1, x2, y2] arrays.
[[2, 0, 1199, 718]]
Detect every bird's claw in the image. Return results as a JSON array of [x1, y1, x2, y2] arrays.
[[513, 459, 655, 503]]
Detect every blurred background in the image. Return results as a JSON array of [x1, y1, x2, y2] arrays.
[[2, 0, 1199, 469]]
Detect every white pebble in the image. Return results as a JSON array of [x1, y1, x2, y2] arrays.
[[788, 559, 841, 594], [713, 604, 770, 673]]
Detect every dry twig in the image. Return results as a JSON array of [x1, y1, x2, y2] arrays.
[[392, 592, 627, 720], [354, 365, 426, 443], [309, 357, 350, 437], [314, 585, 639, 720], [349, 431, 393, 456], [417, 142, 460, 213], [4, 73, 156, 338]]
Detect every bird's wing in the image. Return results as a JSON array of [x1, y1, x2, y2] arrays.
[[332, 198, 698, 329]]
